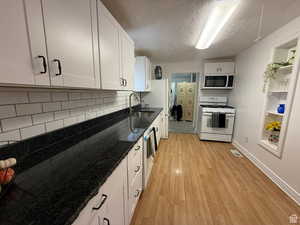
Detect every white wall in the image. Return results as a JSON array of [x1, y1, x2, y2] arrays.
[[153, 61, 232, 100], [230, 16, 300, 204], [0, 88, 138, 145]]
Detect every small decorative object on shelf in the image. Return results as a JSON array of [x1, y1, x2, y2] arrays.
[[288, 49, 296, 64], [154, 66, 162, 80], [266, 121, 281, 144], [263, 61, 292, 92], [277, 104, 285, 114]]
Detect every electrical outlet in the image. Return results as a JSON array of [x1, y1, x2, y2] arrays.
[[244, 137, 249, 143]]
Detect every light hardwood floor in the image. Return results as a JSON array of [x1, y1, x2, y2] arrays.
[[131, 133, 300, 225]]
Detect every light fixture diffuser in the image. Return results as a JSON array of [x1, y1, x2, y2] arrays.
[[196, 0, 240, 50]]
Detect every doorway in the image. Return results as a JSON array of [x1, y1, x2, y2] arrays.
[[168, 73, 199, 133]]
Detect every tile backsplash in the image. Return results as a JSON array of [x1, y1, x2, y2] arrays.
[[0, 88, 138, 145]]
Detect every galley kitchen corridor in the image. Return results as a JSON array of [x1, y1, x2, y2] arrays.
[[130, 133, 300, 225]]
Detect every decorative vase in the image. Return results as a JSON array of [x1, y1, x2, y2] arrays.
[[268, 130, 280, 144], [277, 104, 285, 114], [154, 66, 162, 80]]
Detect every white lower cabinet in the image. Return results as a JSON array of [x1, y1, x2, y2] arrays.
[[72, 158, 126, 225], [127, 138, 143, 223], [72, 137, 144, 225]]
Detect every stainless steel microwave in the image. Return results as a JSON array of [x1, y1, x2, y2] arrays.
[[202, 74, 234, 89]]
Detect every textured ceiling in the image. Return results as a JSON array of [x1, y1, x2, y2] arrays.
[[101, 0, 300, 63]]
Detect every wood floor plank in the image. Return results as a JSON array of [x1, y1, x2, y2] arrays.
[[130, 133, 300, 225]]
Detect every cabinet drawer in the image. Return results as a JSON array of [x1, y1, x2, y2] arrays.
[[184, 96, 194, 108], [72, 181, 108, 225], [177, 95, 185, 106], [128, 147, 142, 186], [128, 170, 142, 219], [128, 138, 143, 163], [185, 83, 196, 96], [176, 83, 186, 96], [184, 107, 193, 121]]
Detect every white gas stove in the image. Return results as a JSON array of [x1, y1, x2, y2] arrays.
[[198, 97, 236, 142]]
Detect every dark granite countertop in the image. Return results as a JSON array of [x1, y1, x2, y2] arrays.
[[0, 106, 162, 225]]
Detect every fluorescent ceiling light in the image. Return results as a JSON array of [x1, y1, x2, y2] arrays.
[[196, 0, 240, 49]]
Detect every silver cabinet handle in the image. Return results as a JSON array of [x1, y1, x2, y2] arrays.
[[124, 79, 127, 86], [134, 189, 140, 198], [135, 145, 141, 151], [134, 165, 141, 173], [120, 78, 124, 86]]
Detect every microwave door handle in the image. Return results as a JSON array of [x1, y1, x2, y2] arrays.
[[225, 75, 229, 88]]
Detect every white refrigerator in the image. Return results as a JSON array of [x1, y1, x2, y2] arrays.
[[142, 79, 169, 139]]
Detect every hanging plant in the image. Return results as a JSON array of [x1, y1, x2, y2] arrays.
[[263, 61, 291, 92]]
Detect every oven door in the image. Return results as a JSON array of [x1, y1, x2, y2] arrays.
[[202, 75, 232, 89], [201, 112, 235, 135]]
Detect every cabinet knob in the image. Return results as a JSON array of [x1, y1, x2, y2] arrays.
[[124, 79, 127, 86], [134, 145, 141, 151]]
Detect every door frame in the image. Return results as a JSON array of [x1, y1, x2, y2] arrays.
[[167, 72, 200, 133]]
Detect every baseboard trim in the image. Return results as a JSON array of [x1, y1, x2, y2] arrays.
[[232, 140, 300, 206]]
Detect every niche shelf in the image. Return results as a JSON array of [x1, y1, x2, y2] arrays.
[[259, 38, 300, 157], [267, 111, 284, 117]]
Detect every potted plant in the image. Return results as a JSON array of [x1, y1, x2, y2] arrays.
[[263, 62, 291, 92], [265, 121, 281, 144]]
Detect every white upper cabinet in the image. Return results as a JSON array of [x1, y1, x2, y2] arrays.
[[204, 62, 235, 74], [42, 0, 99, 88], [120, 31, 135, 91], [0, 0, 134, 90], [98, 0, 121, 90], [134, 56, 152, 92], [98, 0, 135, 91], [0, 0, 99, 89], [0, 0, 50, 86]]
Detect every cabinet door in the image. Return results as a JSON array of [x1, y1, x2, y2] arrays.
[[102, 159, 126, 225], [146, 58, 152, 91], [205, 62, 235, 74], [42, 0, 98, 88], [120, 31, 134, 91], [134, 57, 146, 91], [220, 62, 235, 74], [204, 63, 219, 74], [98, 0, 121, 90], [0, 0, 49, 86], [25, 0, 51, 86]]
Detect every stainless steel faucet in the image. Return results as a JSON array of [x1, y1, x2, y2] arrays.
[[129, 92, 140, 114]]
